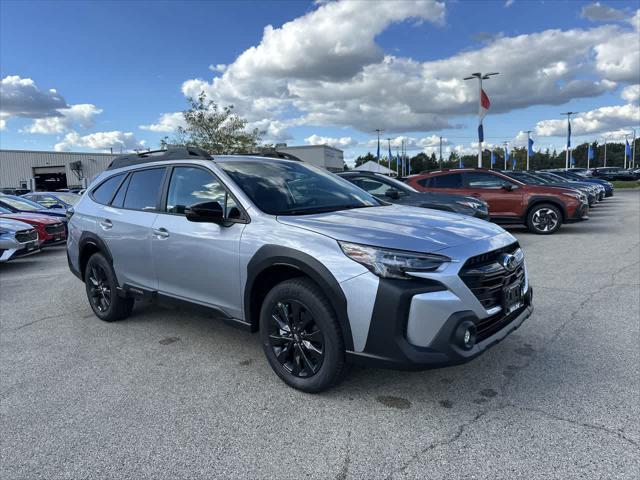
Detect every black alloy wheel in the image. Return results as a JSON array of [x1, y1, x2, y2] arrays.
[[267, 299, 325, 378], [88, 263, 111, 313]]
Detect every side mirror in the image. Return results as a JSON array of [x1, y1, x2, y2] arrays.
[[385, 188, 401, 200], [185, 201, 225, 223], [502, 183, 515, 192], [49, 204, 64, 209]]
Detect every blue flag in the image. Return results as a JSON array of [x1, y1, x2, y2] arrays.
[[397, 154, 402, 170], [588, 144, 594, 161], [570, 152, 576, 166], [376, 142, 380, 162], [459, 156, 463, 168], [388, 142, 392, 164], [491, 150, 496, 167], [626, 139, 632, 157], [512, 154, 517, 170], [528, 138, 535, 156], [567, 119, 571, 149], [505, 146, 510, 166]]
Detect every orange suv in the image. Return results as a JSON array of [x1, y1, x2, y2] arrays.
[[406, 168, 589, 234]]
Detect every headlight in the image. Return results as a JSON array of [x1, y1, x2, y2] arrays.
[[339, 241, 450, 279], [561, 192, 580, 199], [456, 200, 483, 209]]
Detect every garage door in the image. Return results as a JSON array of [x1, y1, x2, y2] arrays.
[[33, 166, 67, 191]]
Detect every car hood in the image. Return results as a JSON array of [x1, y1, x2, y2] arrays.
[[0, 213, 61, 224], [0, 217, 35, 232], [393, 191, 486, 207], [277, 204, 507, 253]]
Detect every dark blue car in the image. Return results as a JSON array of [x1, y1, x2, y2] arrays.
[[0, 195, 68, 221], [550, 170, 614, 197]]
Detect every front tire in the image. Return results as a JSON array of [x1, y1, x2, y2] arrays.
[[85, 253, 134, 322], [259, 278, 345, 393], [526, 203, 562, 235]]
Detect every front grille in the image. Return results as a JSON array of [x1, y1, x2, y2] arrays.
[[15, 229, 38, 243], [44, 223, 65, 235], [459, 242, 523, 310]]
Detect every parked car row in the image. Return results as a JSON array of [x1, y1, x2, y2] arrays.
[[403, 167, 614, 235], [0, 192, 79, 263], [583, 167, 640, 181]]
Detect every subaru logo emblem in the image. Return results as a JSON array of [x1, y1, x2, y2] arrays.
[[499, 253, 518, 272]]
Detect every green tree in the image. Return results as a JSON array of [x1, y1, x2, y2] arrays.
[[354, 152, 376, 167], [163, 92, 262, 154]]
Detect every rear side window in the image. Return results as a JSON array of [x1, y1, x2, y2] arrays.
[[430, 173, 463, 188], [417, 178, 430, 188], [123, 168, 165, 211], [111, 174, 130, 208], [464, 172, 505, 188], [92, 174, 124, 205]]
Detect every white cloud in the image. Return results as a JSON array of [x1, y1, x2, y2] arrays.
[[24, 104, 102, 134], [248, 118, 294, 143], [208, 64, 227, 73], [180, 0, 638, 136], [621, 84, 640, 103], [0, 118, 6, 130], [535, 104, 640, 137], [0, 75, 67, 128], [139, 112, 186, 132], [581, 2, 626, 22], [54, 130, 144, 152], [304, 134, 357, 148]]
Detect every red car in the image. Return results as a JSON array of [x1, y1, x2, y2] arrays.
[[0, 206, 67, 246], [405, 168, 589, 234]]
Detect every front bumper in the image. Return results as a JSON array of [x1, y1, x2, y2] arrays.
[[0, 239, 40, 262], [566, 202, 589, 222]]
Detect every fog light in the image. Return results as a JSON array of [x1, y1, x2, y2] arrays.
[[455, 320, 477, 350]]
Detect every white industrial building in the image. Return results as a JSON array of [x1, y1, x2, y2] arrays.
[[0, 145, 345, 191], [0, 149, 118, 191], [275, 145, 345, 172]]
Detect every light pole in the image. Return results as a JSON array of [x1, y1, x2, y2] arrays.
[[603, 137, 608, 167], [464, 72, 499, 167], [375, 129, 383, 167], [560, 112, 577, 169], [524, 130, 533, 171]]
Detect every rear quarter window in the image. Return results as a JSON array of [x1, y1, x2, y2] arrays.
[[430, 173, 463, 188], [92, 174, 125, 205]]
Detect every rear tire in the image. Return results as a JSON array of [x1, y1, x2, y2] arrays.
[[259, 278, 345, 393], [85, 253, 134, 322], [526, 203, 562, 235]]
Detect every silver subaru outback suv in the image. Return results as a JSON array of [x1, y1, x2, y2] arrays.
[[67, 147, 533, 392]]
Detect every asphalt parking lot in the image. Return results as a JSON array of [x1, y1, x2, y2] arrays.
[[1, 190, 639, 480]]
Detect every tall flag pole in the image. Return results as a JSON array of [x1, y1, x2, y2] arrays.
[[561, 112, 577, 169], [395, 147, 400, 177], [375, 129, 383, 167], [603, 137, 608, 167], [624, 134, 631, 169], [387, 138, 393, 176], [587, 143, 594, 170], [503, 141, 509, 170], [525, 130, 533, 170], [491, 149, 496, 169], [632, 129, 636, 169], [464, 72, 498, 167]]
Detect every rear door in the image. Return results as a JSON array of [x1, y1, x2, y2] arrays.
[[151, 165, 247, 318], [96, 167, 166, 290], [461, 172, 523, 217]]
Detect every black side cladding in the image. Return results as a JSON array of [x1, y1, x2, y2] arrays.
[[107, 147, 212, 170], [246, 245, 354, 350]]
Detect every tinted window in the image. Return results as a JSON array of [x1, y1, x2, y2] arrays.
[[351, 177, 391, 195], [165, 167, 239, 218], [123, 168, 165, 211], [465, 172, 506, 188], [220, 160, 380, 215], [430, 173, 463, 188], [111, 175, 130, 208], [417, 178, 430, 188], [92, 174, 125, 205]]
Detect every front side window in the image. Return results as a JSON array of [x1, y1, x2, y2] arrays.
[[123, 168, 165, 211], [465, 172, 507, 188], [55, 193, 80, 206], [220, 160, 381, 215], [165, 167, 239, 218], [351, 177, 392, 195], [430, 173, 463, 188]]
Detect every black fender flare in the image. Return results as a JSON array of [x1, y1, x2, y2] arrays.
[[526, 196, 567, 220], [245, 245, 354, 350], [78, 231, 114, 278]]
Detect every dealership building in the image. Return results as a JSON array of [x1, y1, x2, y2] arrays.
[[0, 144, 345, 191]]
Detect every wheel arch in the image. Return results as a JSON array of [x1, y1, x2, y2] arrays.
[[525, 196, 567, 221], [245, 245, 354, 351], [78, 232, 113, 281]]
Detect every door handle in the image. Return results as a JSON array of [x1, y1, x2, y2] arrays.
[[153, 227, 170, 239], [99, 219, 112, 229]]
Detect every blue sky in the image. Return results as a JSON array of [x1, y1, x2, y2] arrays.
[[1, 0, 639, 163]]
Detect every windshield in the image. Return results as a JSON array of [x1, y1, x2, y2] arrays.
[[220, 160, 382, 215], [379, 175, 418, 192], [503, 171, 544, 185], [1, 196, 42, 211], [53, 193, 80, 205], [538, 172, 567, 182]]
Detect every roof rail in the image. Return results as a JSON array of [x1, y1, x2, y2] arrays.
[[106, 146, 212, 170]]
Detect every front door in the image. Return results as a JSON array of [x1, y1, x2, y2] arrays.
[[461, 172, 523, 217], [151, 166, 246, 319]]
